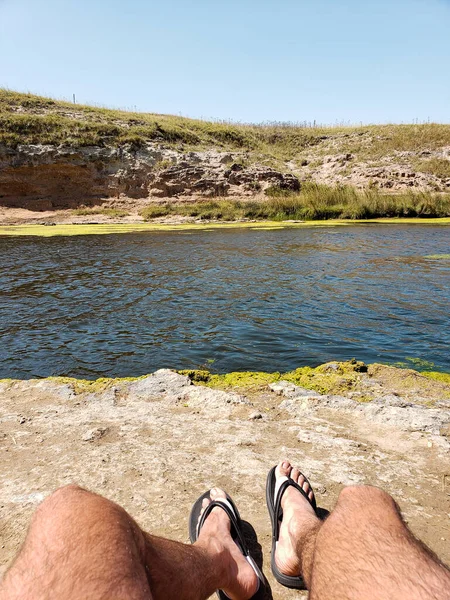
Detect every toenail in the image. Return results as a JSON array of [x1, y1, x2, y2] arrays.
[[282, 461, 290, 468]]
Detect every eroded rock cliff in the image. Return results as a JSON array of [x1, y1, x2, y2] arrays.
[[0, 144, 299, 209]]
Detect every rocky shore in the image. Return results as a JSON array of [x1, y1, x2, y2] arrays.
[[1, 361, 449, 596]]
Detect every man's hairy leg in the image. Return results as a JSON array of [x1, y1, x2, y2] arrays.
[[0, 484, 253, 600], [274, 461, 450, 600], [308, 486, 450, 600], [0, 485, 151, 600]]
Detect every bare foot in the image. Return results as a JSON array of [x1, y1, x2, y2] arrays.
[[195, 488, 258, 600], [274, 460, 320, 578]]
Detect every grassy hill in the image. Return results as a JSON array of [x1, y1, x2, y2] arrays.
[[2, 89, 450, 163]]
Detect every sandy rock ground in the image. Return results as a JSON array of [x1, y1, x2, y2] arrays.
[[1, 366, 449, 597], [0, 196, 264, 226], [0, 204, 146, 225]]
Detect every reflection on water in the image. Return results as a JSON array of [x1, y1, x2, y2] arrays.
[[0, 225, 449, 378]]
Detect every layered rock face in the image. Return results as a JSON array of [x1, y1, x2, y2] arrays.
[[0, 145, 300, 209], [147, 153, 300, 198]]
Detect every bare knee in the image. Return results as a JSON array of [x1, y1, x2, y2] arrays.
[[30, 484, 133, 543], [33, 484, 91, 522], [332, 485, 402, 528], [338, 485, 397, 509], [44, 483, 87, 504], [5, 488, 151, 599]]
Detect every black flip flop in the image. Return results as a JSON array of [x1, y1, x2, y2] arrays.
[[189, 490, 266, 600], [266, 465, 318, 590]]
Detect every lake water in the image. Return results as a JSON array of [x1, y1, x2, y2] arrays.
[[0, 225, 449, 379]]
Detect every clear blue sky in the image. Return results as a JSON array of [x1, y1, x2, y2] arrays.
[[1, 0, 449, 124]]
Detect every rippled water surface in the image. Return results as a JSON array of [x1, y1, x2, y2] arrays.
[[1, 225, 449, 378]]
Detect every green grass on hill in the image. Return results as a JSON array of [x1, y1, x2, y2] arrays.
[[415, 158, 450, 180], [140, 184, 450, 221], [2, 89, 450, 166]]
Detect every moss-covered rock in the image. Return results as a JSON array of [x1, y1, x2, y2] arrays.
[[177, 369, 211, 383], [282, 360, 368, 395], [47, 375, 147, 395], [179, 360, 368, 394], [207, 370, 281, 389]]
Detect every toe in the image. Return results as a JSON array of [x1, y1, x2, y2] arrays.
[[200, 497, 210, 514], [308, 489, 314, 502], [291, 467, 300, 482], [198, 497, 211, 528], [276, 460, 292, 478], [209, 488, 229, 519], [210, 487, 227, 501]]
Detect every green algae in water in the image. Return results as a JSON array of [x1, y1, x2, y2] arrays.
[[405, 357, 436, 370], [424, 254, 450, 259], [1, 218, 450, 238]]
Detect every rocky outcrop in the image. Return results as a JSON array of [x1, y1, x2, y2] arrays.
[[0, 145, 300, 209], [273, 379, 450, 436], [297, 144, 450, 192], [147, 153, 300, 198]]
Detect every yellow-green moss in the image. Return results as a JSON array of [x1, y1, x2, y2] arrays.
[[48, 375, 147, 395], [353, 395, 373, 403], [4, 362, 448, 401], [421, 371, 450, 385], [206, 370, 281, 389], [283, 360, 368, 395], [179, 360, 368, 394]]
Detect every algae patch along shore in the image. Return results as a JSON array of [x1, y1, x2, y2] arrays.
[[1, 218, 450, 237], [2, 361, 449, 401]]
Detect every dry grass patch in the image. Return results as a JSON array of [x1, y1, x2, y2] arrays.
[[415, 158, 450, 180]]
